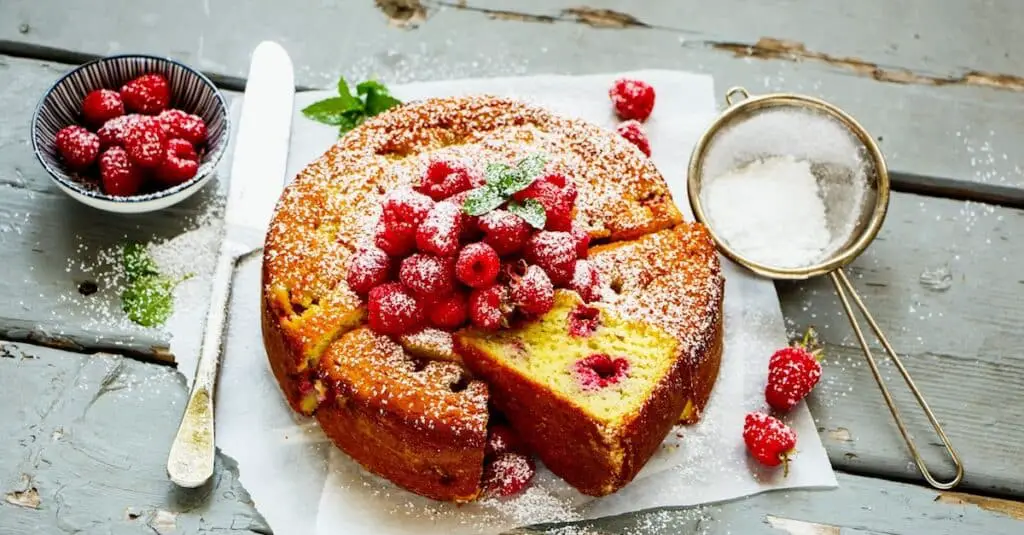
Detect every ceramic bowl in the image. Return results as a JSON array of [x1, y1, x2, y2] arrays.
[[31, 54, 230, 213]]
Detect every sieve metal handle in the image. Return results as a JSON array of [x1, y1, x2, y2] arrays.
[[724, 86, 751, 106], [829, 268, 965, 489]]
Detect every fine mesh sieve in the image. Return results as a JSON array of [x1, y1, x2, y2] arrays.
[[687, 87, 964, 489]]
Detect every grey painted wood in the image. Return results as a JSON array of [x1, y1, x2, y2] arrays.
[[0, 342, 269, 534], [2, 1, 1023, 197]]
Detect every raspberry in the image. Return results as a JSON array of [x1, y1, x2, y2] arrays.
[[97, 114, 150, 148], [567, 304, 600, 337], [765, 330, 823, 412], [120, 73, 171, 114], [54, 125, 100, 168], [569, 260, 602, 303], [743, 412, 797, 473], [469, 284, 509, 330], [154, 137, 199, 185], [98, 146, 144, 197], [523, 231, 576, 286], [416, 160, 475, 201], [123, 117, 167, 168], [157, 109, 207, 146], [381, 189, 434, 248], [482, 453, 535, 498], [345, 246, 392, 296], [573, 354, 630, 390], [367, 282, 424, 336], [609, 78, 656, 122], [456, 242, 500, 289], [427, 291, 468, 330], [513, 176, 575, 231], [374, 220, 416, 257], [570, 224, 590, 258], [510, 265, 554, 316], [416, 202, 463, 256], [81, 89, 124, 126], [399, 254, 454, 299], [478, 209, 530, 256], [486, 424, 527, 459], [616, 120, 651, 157]]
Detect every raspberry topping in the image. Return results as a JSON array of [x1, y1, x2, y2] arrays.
[[399, 253, 455, 298], [523, 231, 577, 286], [81, 89, 124, 126], [510, 265, 554, 316], [367, 282, 424, 336], [98, 146, 143, 197], [486, 424, 527, 459], [154, 137, 199, 185], [123, 117, 168, 168], [416, 160, 475, 201], [567, 304, 601, 337], [374, 220, 417, 257], [416, 202, 463, 256], [569, 260, 602, 303], [382, 188, 434, 235], [345, 246, 393, 296], [482, 453, 535, 498], [609, 78, 656, 122], [456, 242, 500, 289], [157, 109, 207, 146], [570, 224, 591, 258], [120, 73, 171, 114], [478, 209, 531, 256], [513, 176, 574, 231], [55, 125, 100, 168], [573, 354, 630, 390], [616, 120, 651, 157], [469, 284, 509, 330], [427, 291, 469, 330]]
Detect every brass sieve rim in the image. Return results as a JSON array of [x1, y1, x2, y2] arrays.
[[687, 87, 891, 280]]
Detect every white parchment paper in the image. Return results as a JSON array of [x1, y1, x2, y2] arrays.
[[205, 70, 837, 535]]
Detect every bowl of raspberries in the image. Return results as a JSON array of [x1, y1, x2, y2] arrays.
[[31, 54, 229, 213]]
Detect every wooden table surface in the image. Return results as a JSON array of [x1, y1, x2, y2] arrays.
[[2, 1, 1023, 533]]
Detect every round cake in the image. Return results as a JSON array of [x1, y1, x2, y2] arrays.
[[261, 95, 724, 502]]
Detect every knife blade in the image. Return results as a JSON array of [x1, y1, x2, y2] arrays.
[[167, 41, 295, 488]]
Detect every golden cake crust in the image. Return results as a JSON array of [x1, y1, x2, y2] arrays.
[[260, 95, 719, 502]]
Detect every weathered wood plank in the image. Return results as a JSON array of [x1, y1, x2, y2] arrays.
[[0, 342, 269, 534], [2, 1, 1023, 196], [778, 192, 1024, 496]]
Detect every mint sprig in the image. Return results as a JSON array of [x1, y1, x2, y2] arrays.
[[302, 77, 403, 136], [120, 243, 192, 328], [461, 154, 549, 229]]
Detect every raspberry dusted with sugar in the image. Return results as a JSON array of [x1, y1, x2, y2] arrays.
[[510, 265, 554, 316], [55, 126, 100, 168], [157, 109, 207, 146], [456, 242, 500, 288], [123, 117, 168, 168], [400, 253, 454, 298], [374, 220, 416, 257], [97, 114, 147, 148], [368, 282, 424, 336], [743, 412, 797, 473], [416, 202, 463, 256], [513, 176, 575, 231], [154, 138, 199, 185], [345, 246, 392, 296], [524, 231, 577, 286], [478, 209, 531, 256], [486, 424, 526, 459], [120, 73, 171, 114], [482, 453, 535, 498], [427, 291, 469, 330], [616, 120, 651, 157], [416, 160, 475, 201], [609, 78, 656, 122], [568, 304, 601, 337], [166, 138, 198, 161], [573, 354, 630, 390], [81, 89, 124, 126], [570, 224, 591, 258], [382, 189, 434, 233], [469, 283, 509, 330], [99, 146, 144, 197], [570, 260, 602, 303]]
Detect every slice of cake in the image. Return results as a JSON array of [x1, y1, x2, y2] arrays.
[[454, 290, 689, 496]]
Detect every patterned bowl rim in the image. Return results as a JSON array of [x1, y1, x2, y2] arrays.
[[31, 53, 231, 204]]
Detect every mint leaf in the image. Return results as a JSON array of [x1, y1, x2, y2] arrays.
[[123, 243, 158, 282], [337, 110, 366, 136], [516, 153, 548, 179], [337, 77, 354, 99], [507, 199, 547, 229], [364, 91, 402, 116], [302, 96, 364, 126], [356, 80, 389, 96], [493, 169, 534, 196], [484, 163, 514, 184], [121, 275, 175, 327], [462, 186, 505, 216]]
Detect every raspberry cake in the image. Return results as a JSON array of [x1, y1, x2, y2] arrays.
[[261, 95, 723, 502]]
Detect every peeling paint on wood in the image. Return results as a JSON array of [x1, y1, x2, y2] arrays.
[[376, 0, 428, 28], [561, 7, 648, 28], [765, 515, 841, 534], [827, 427, 853, 442], [937, 492, 1024, 521], [483, 9, 556, 24], [4, 476, 40, 509], [710, 37, 1024, 92]]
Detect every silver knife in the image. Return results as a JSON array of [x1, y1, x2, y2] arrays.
[[167, 41, 295, 488]]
